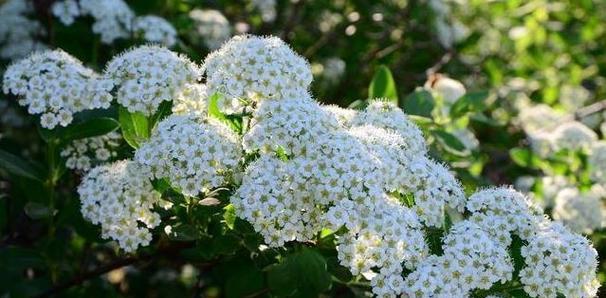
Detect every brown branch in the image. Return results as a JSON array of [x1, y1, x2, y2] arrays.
[[574, 99, 606, 120], [35, 242, 194, 298]]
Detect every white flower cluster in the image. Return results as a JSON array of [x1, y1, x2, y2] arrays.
[[104, 45, 200, 116], [202, 35, 312, 102], [520, 221, 599, 298], [404, 221, 513, 297], [312, 57, 346, 86], [78, 160, 169, 252], [466, 187, 544, 245], [61, 131, 122, 172], [250, 0, 277, 22], [3, 50, 113, 128], [550, 121, 598, 152], [188, 9, 232, 50], [589, 141, 606, 184], [243, 97, 340, 155], [321, 105, 357, 127], [51, 0, 177, 46], [425, 75, 466, 105], [553, 187, 605, 234], [0, 0, 47, 60], [133, 15, 178, 47], [171, 84, 209, 117], [135, 114, 241, 197], [429, 0, 469, 48]]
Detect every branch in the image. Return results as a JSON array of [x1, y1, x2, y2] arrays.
[[35, 242, 194, 298], [574, 99, 606, 120]]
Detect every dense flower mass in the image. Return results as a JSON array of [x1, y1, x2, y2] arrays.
[[3, 50, 113, 128], [171, 83, 209, 117], [188, 9, 232, 50], [135, 114, 241, 197], [61, 132, 122, 172], [202, 35, 313, 102], [553, 187, 604, 234], [0, 0, 47, 60], [78, 160, 169, 252], [589, 141, 606, 184], [520, 221, 599, 298], [133, 15, 178, 47], [104, 45, 200, 116]]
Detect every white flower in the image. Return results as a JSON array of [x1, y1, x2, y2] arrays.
[[78, 160, 168, 252], [520, 221, 599, 298], [243, 97, 340, 156], [321, 105, 357, 127], [79, 0, 134, 44], [0, 0, 47, 60], [135, 114, 242, 197], [553, 186, 605, 234], [133, 15, 177, 47], [537, 175, 571, 208], [466, 186, 544, 245], [51, 0, 80, 25], [250, 0, 277, 22], [589, 141, 606, 184], [425, 75, 466, 105], [550, 121, 597, 152], [104, 45, 200, 116], [171, 83, 209, 117], [3, 50, 113, 128], [61, 131, 122, 172], [202, 35, 312, 102], [188, 9, 232, 50], [517, 104, 564, 135], [351, 101, 427, 156]]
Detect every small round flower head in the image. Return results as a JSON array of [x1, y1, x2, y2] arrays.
[[404, 221, 514, 297], [517, 104, 564, 134], [231, 155, 323, 246], [135, 114, 241, 197], [537, 175, 571, 208], [520, 221, 599, 298], [79, 0, 134, 44], [51, 0, 80, 25], [3, 50, 113, 128], [528, 131, 554, 157], [202, 35, 313, 102], [188, 9, 231, 50], [251, 0, 277, 22], [133, 15, 177, 47], [321, 104, 357, 127], [424, 75, 466, 104], [552, 187, 605, 234], [406, 157, 466, 226], [467, 186, 544, 245], [330, 196, 428, 297], [78, 160, 168, 252], [550, 121, 597, 152], [61, 131, 122, 172], [589, 141, 606, 184], [104, 45, 200, 116], [243, 97, 340, 156], [0, 0, 47, 60], [171, 84, 209, 117], [351, 101, 427, 156]]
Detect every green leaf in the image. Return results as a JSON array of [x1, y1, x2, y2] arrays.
[[432, 130, 467, 155], [60, 117, 120, 143], [118, 106, 150, 149], [208, 93, 244, 134], [509, 148, 545, 169], [368, 65, 398, 103], [223, 204, 236, 230], [0, 150, 45, 181], [23, 202, 54, 220], [403, 90, 435, 117], [166, 223, 199, 241], [267, 247, 332, 297], [149, 100, 173, 129], [223, 257, 265, 298], [450, 91, 489, 119]]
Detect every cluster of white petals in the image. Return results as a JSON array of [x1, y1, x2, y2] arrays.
[[104, 46, 200, 116], [517, 104, 564, 135], [520, 222, 599, 298], [425, 75, 466, 105], [171, 84, 209, 117], [466, 187, 544, 245], [251, 0, 277, 22], [133, 16, 178, 47], [404, 221, 513, 297], [61, 131, 121, 172], [550, 121, 598, 152], [51, 0, 80, 25], [321, 105, 357, 127], [553, 187, 605, 234], [243, 97, 340, 156], [202, 35, 312, 102], [0, 0, 47, 60], [78, 160, 169, 252], [589, 141, 606, 184], [3, 50, 113, 128], [188, 9, 232, 50], [135, 114, 241, 197]]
